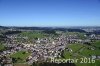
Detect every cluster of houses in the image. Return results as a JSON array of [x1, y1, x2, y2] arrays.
[[0, 32, 100, 66]]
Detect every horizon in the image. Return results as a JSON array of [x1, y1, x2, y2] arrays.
[[1, 25, 100, 28], [0, 0, 100, 26]]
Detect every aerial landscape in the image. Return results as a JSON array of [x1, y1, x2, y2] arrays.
[[0, 0, 100, 66]]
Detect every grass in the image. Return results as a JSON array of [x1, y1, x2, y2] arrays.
[[75, 60, 100, 66], [63, 42, 100, 66], [19, 31, 47, 39], [11, 51, 31, 63], [92, 40, 100, 48], [79, 40, 100, 57], [68, 44, 84, 53], [14, 63, 30, 66], [79, 47, 95, 57], [62, 43, 84, 59], [63, 50, 73, 59], [0, 44, 5, 51]]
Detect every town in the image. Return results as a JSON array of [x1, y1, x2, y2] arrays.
[[0, 26, 100, 66]]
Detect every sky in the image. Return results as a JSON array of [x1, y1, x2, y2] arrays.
[[0, 0, 100, 27]]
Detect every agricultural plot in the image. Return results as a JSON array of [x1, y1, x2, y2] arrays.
[[92, 40, 100, 48], [14, 63, 30, 66], [19, 32, 46, 39], [0, 44, 5, 51], [68, 44, 84, 53], [62, 50, 73, 59], [11, 51, 31, 63], [79, 41, 100, 57], [63, 42, 100, 66]]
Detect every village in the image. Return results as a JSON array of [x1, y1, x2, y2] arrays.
[[0, 30, 100, 66]]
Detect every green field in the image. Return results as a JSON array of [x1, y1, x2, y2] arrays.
[[14, 63, 30, 66], [62, 42, 100, 66], [75, 60, 100, 66], [68, 44, 84, 53], [92, 40, 100, 48], [11, 51, 31, 63], [19, 31, 48, 39], [62, 50, 73, 59], [79, 46, 100, 57], [79, 41, 100, 57], [0, 44, 5, 51]]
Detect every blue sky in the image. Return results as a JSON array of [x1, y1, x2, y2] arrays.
[[0, 0, 100, 27]]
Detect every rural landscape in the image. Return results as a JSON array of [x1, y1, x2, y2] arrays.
[[0, 0, 100, 66], [0, 26, 100, 66]]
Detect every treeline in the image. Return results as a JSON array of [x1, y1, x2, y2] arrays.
[[92, 30, 100, 35], [3, 31, 22, 35], [67, 29, 86, 33], [86, 30, 100, 36], [42, 30, 57, 35]]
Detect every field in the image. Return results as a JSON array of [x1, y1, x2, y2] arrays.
[[11, 51, 31, 63], [68, 44, 84, 53], [75, 60, 100, 66], [0, 44, 5, 51], [19, 31, 50, 39], [14, 63, 30, 66], [79, 40, 100, 57], [62, 41, 100, 66], [62, 50, 73, 59], [92, 40, 100, 48]]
